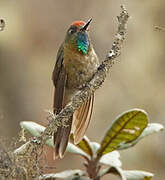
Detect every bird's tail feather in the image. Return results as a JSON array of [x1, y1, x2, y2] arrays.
[[72, 94, 94, 144], [53, 94, 94, 158], [54, 116, 73, 158]]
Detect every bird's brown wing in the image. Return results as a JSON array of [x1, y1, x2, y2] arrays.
[[52, 44, 65, 114], [52, 44, 72, 158], [72, 94, 94, 144]]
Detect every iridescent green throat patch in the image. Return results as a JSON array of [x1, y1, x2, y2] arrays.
[[77, 32, 89, 54]]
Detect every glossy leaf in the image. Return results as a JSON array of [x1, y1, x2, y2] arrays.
[[99, 151, 122, 167], [123, 170, 153, 180], [118, 123, 164, 150], [97, 109, 148, 157], [74, 136, 93, 157]]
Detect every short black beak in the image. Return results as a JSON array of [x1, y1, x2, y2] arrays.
[[80, 18, 92, 31]]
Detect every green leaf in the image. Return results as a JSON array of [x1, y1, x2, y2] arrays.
[[118, 123, 164, 150], [73, 136, 93, 158], [99, 151, 122, 167], [97, 109, 148, 157], [67, 143, 90, 159], [20, 121, 89, 158], [20, 121, 54, 147], [90, 142, 100, 158], [39, 169, 86, 180], [98, 166, 126, 180], [99, 168, 153, 180], [20, 121, 45, 137], [90, 142, 100, 152], [139, 123, 164, 139], [123, 170, 153, 180]]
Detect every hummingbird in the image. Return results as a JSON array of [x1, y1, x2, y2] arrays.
[[52, 19, 99, 158]]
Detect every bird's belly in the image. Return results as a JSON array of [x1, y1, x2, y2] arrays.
[[64, 56, 99, 89]]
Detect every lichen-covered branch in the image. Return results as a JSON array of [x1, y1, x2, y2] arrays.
[[14, 5, 129, 156]]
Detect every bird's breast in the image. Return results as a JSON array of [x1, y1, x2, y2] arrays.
[[63, 46, 99, 89]]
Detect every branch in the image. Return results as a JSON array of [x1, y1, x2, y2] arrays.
[[14, 5, 129, 156], [0, 19, 5, 31]]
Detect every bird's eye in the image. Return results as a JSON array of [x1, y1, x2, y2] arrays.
[[68, 28, 76, 34]]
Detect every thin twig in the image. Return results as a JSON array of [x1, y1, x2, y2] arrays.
[[0, 19, 5, 31], [155, 25, 165, 32]]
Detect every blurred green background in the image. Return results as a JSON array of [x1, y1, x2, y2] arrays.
[[0, 0, 164, 179]]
